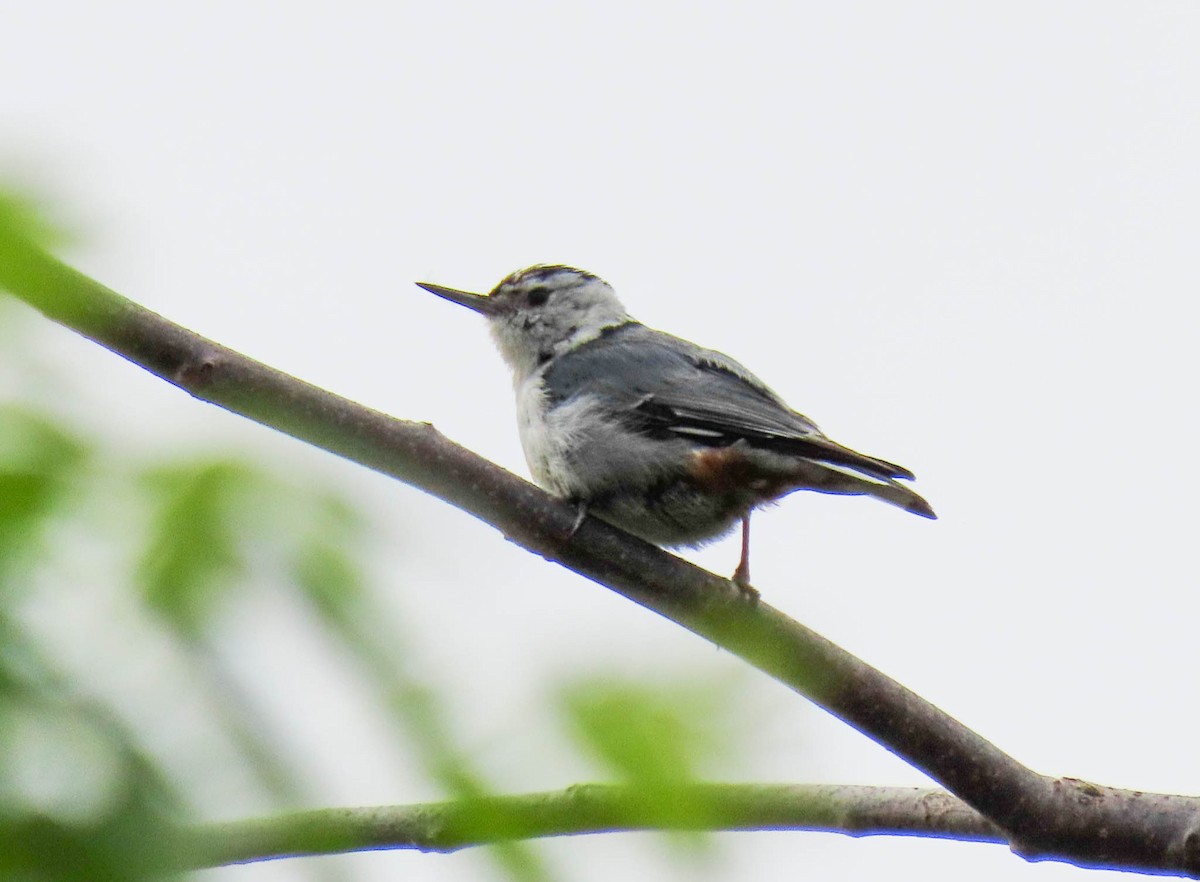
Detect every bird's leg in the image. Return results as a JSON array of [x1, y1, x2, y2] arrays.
[[731, 515, 759, 602], [732, 515, 752, 585]]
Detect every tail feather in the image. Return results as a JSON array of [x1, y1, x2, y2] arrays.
[[793, 458, 937, 520], [867, 480, 937, 519]]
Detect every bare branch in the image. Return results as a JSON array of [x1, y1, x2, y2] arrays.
[[4, 229, 1200, 876], [183, 784, 1004, 867]]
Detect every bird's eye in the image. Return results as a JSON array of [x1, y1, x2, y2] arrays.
[[526, 286, 551, 307]]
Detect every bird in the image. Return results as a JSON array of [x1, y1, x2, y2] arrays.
[[416, 265, 934, 591]]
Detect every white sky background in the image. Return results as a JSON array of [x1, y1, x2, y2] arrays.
[[4, 2, 1200, 880]]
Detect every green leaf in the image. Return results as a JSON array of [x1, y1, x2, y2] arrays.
[[559, 677, 740, 851], [135, 459, 262, 636], [561, 679, 725, 788], [0, 189, 71, 252], [290, 492, 366, 623], [0, 406, 89, 585]]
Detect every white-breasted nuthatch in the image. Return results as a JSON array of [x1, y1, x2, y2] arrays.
[[417, 265, 934, 589]]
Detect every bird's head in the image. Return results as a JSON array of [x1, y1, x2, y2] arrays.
[[417, 265, 630, 377]]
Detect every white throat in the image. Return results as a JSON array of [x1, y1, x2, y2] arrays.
[[489, 278, 631, 380]]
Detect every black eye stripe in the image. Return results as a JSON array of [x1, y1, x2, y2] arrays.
[[526, 286, 551, 306]]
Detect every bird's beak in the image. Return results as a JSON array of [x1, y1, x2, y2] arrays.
[[415, 281, 500, 316]]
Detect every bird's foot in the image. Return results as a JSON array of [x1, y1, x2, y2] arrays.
[[730, 566, 760, 605]]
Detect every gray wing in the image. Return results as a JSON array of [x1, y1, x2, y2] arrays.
[[543, 323, 914, 482]]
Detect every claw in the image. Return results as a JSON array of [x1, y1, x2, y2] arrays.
[[732, 578, 760, 604], [568, 501, 589, 538]]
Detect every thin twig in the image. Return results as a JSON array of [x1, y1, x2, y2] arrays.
[[183, 784, 1004, 867]]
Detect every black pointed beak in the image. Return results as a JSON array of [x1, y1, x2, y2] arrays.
[[415, 281, 500, 316]]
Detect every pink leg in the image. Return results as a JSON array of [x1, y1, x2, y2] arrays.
[[732, 514, 752, 587]]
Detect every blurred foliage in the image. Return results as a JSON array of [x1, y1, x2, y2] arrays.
[[0, 619, 182, 881], [0, 337, 544, 882], [0, 189, 71, 252], [558, 678, 738, 853], [1, 187, 750, 880], [287, 496, 553, 882], [0, 189, 84, 327], [0, 359, 201, 878], [136, 460, 261, 638], [0, 405, 90, 591], [0, 312, 550, 880], [560, 679, 728, 790]]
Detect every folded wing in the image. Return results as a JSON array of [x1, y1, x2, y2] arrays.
[[544, 323, 917, 485]]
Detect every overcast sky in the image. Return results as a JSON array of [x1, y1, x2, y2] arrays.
[[4, 3, 1200, 881]]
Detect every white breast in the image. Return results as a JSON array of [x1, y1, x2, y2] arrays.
[[514, 373, 571, 497]]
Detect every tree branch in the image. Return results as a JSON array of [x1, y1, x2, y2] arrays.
[[183, 784, 1004, 867], [4, 228, 1200, 876]]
